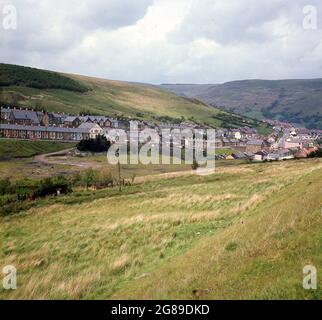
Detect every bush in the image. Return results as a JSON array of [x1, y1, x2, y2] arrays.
[[81, 169, 100, 189], [97, 169, 114, 188], [308, 148, 322, 158], [77, 135, 111, 153], [0, 178, 11, 195], [34, 176, 71, 198]]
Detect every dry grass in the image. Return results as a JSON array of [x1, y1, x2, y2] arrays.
[[1, 158, 322, 299]]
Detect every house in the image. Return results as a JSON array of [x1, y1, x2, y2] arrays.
[[99, 117, 112, 128], [48, 113, 65, 126], [223, 138, 239, 148], [294, 147, 317, 158], [78, 123, 103, 139], [233, 152, 250, 160], [117, 120, 129, 130], [267, 153, 279, 161], [0, 107, 11, 123], [278, 149, 294, 160], [9, 109, 40, 126], [41, 112, 64, 127], [246, 139, 263, 153], [279, 137, 302, 149], [253, 151, 268, 162], [64, 116, 81, 128]]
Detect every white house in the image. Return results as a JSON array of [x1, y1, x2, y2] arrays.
[[78, 123, 103, 139]]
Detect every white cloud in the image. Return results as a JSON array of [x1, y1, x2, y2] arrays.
[[0, 0, 322, 83]]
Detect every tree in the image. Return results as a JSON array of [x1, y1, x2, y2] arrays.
[[77, 135, 111, 153], [308, 148, 322, 158]]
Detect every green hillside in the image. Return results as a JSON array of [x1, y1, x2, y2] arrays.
[[162, 79, 322, 129], [0, 63, 88, 92], [1, 159, 321, 299], [0, 64, 271, 133], [0, 139, 75, 159]]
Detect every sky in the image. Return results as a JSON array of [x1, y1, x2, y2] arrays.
[[0, 0, 322, 84]]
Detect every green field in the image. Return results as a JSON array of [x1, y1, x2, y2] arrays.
[[0, 139, 75, 159], [0, 64, 271, 132], [0, 159, 321, 299]]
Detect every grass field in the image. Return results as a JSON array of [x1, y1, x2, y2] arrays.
[[0, 139, 75, 159], [0, 158, 321, 299]]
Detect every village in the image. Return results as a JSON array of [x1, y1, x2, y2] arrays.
[[1, 106, 322, 162]]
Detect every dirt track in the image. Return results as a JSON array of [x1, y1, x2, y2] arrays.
[[35, 148, 101, 169]]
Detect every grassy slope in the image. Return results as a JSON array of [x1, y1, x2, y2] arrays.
[[162, 79, 322, 129], [0, 64, 271, 132], [0, 139, 75, 158], [0, 159, 321, 299]]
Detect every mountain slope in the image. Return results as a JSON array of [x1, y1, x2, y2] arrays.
[[161, 79, 322, 129], [0, 64, 270, 132]]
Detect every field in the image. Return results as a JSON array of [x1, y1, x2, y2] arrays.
[[1, 158, 321, 299], [0, 64, 271, 132], [0, 139, 75, 159]]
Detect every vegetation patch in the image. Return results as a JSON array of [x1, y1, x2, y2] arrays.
[[0, 139, 75, 159]]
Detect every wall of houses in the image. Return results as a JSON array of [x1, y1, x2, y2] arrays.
[[0, 126, 90, 141]]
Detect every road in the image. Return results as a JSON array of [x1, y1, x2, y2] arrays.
[[34, 148, 101, 169]]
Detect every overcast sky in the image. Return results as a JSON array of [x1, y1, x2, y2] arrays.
[[1, 0, 322, 84]]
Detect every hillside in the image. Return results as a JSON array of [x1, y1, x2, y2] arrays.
[[1, 159, 321, 299], [0, 64, 271, 133], [161, 79, 322, 129]]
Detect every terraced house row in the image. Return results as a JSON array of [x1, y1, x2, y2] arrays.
[[0, 123, 103, 141], [0, 107, 121, 128]]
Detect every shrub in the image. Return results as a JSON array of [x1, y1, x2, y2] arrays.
[[97, 169, 114, 188], [0, 178, 11, 195], [77, 135, 111, 153], [34, 176, 71, 198], [81, 169, 100, 189], [308, 148, 322, 158]]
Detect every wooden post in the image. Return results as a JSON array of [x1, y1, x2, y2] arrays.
[[118, 158, 122, 192]]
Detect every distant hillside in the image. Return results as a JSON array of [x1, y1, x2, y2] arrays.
[[161, 79, 322, 129], [0, 64, 271, 133]]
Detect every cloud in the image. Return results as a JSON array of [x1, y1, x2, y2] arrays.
[[0, 0, 322, 83]]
